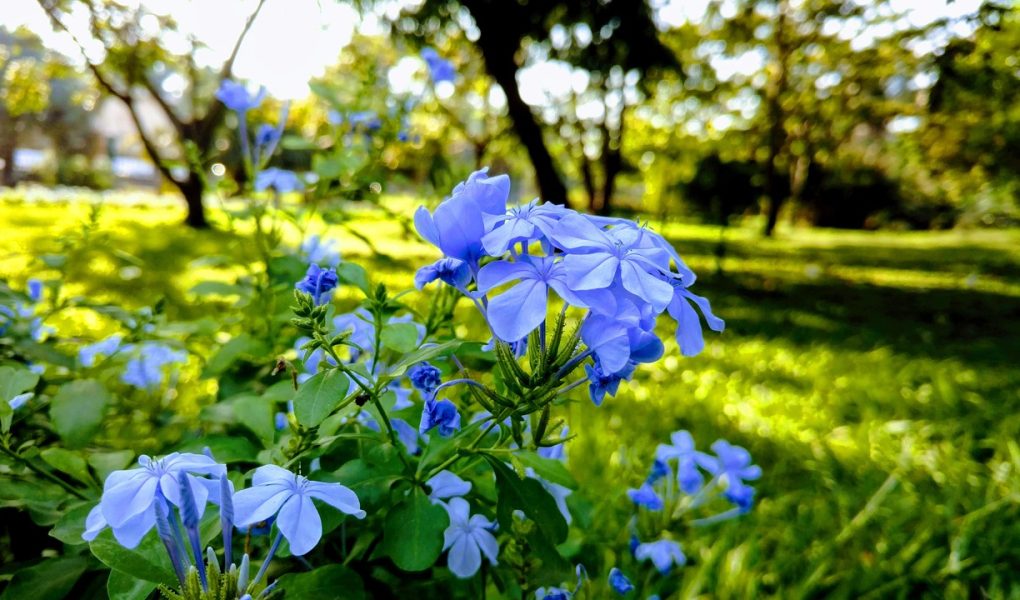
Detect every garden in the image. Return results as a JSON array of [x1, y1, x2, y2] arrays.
[[1, 1, 1019, 599]]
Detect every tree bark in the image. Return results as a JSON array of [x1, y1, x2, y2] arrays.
[[763, 1, 790, 237], [465, 2, 569, 204], [0, 128, 15, 187], [177, 175, 209, 229]]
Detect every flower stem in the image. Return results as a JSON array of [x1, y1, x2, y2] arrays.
[[250, 530, 283, 591]]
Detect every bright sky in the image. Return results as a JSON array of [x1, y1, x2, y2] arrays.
[[1, 0, 985, 101]]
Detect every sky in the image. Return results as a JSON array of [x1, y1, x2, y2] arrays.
[[1, 0, 986, 101]]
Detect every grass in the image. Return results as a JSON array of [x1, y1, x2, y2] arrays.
[[3, 196, 1019, 597]]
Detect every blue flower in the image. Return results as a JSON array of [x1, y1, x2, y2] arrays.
[[608, 567, 634, 594], [414, 257, 472, 291], [255, 124, 280, 148], [121, 343, 188, 390], [536, 589, 570, 600], [528, 468, 573, 525], [274, 412, 288, 430], [82, 453, 226, 548], [663, 275, 725, 357], [301, 235, 341, 268], [421, 47, 456, 84], [655, 430, 712, 494], [348, 110, 381, 131], [420, 398, 461, 437], [538, 427, 568, 461], [27, 279, 43, 303], [634, 539, 686, 574], [331, 310, 375, 357], [583, 359, 635, 406], [626, 482, 663, 510], [704, 440, 761, 512], [327, 110, 344, 126], [391, 417, 421, 454], [427, 470, 472, 502], [216, 80, 266, 113], [408, 362, 442, 394], [442, 497, 498, 578], [647, 458, 670, 484], [79, 334, 124, 367], [550, 214, 673, 312], [481, 199, 569, 256], [9, 392, 32, 410], [233, 464, 365, 556], [477, 256, 598, 342], [414, 168, 510, 268], [254, 168, 303, 193], [296, 264, 339, 305]]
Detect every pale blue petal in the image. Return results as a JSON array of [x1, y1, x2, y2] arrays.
[[562, 252, 619, 291], [476, 260, 535, 292], [448, 532, 482, 578], [487, 279, 548, 342], [233, 486, 292, 526], [305, 481, 366, 519], [414, 206, 441, 248], [620, 261, 673, 313], [110, 508, 156, 549], [277, 494, 322, 556]]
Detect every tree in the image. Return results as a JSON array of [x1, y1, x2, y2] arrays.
[[388, 0, 679, 208], [36, 0, 268, 228], [0, 28, 52, 186]]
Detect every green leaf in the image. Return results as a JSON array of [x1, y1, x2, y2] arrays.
[[188, 280, 246, 297], [178, 435, 258, 463], [88, 450, 135, 481], [0, 556, 88, 600], [276, 564, 365, 600], [337, 262, 370, 295], [203, 333, 264, 377], [380, 489, 449, 572], [40, 448, 93, 485], [387, 340, 463, 378], [50, 380, 110, 448], [484, 455, 569, 544], [0, 365, 39, 402], [89, 530, 177, 585], [233, 394, 275, 445], [107, 570, 157, 600], [293, 370, 352, 427], [515, 451, 578, 490], [335, 457, 403, 507], [380, 322, 420, 353], [49, 501, 94, 545]]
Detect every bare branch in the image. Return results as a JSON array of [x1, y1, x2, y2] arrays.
[[35, 0, 129, 102], [220, 0, 269, 81]]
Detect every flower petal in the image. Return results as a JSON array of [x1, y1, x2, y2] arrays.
[[486, 279, 548, 342], [277, 494, 323, 556], [305, 481, 366, 519], [233, 486, 292, 527]]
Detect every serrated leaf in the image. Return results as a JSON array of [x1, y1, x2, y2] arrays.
[[380, 489, 449, 572], [293, 370, 352, 427], [50, 380, 110, 448]]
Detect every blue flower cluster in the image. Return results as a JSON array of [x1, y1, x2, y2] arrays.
[[425, 470, 499, 578], [78, 335, 188, 390], [414, 168, 724, 405], [83, 452, 364, 594], [0, 278, 51, 342], [622, 431, 761, 581]]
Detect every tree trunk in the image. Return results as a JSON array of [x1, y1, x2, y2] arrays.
[[763, 2, 790, 237], [0, 127, 16, 187], [177, 175, 209, 229], [467, 3, 568, 204]]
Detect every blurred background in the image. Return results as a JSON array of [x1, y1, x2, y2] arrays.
[[1, 0, 1018, 596]]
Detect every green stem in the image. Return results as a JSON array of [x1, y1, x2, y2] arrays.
[[0, 442, 88, 500]]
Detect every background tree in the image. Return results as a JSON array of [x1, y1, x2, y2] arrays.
[[36, 0, 268, 228], [0, 28, 52, 186]]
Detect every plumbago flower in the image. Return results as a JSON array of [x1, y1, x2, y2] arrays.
[[421, 47, 456, 84], [413, 166, 723, 408], [82, 453, 226, 547], [233, 465, 365, 556], [441, 497, 499, 578]]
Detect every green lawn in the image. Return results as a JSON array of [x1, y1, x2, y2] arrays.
[[3, 197, 1019, 597]]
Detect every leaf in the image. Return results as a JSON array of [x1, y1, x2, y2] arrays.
[[484, 455, 569, 544], [188, 281, 246, 297], [387, 340, 463, 378], [0, 365, 39, 402], [89, 530, 177, 585], [178, 436, 258, 463], [337, 262, 370, 295], [233, 394, 275, 445], [380, 322, 420, 353], [276, 564, 365, 600], [88, 450, 135, 481], [203, 333, 264, 377], [515, 451, 578, 490], [293, 370, 352, 427], [106, 571, 157, 600], [380, 489, 449, 572], [335, 457, 403, 508], [0, 556, 88, 600], [40, 448, 93, 485], [49, 501, 95, 545], [50, 380, 110, 448]]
